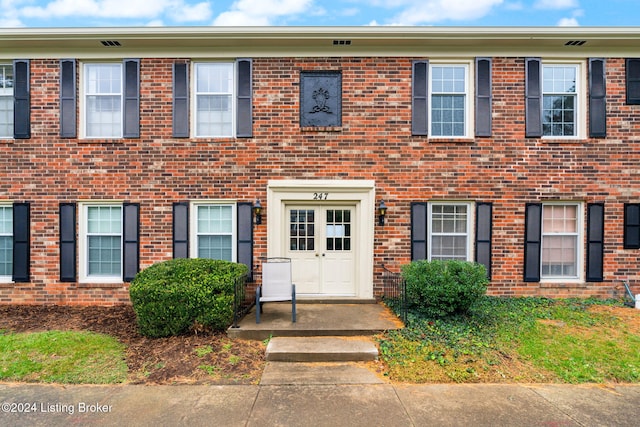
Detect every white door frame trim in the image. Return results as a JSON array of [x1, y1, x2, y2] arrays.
[[267, 179, 375, 299]]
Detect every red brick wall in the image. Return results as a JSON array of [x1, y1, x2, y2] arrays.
[[0, 56, 638, 305]]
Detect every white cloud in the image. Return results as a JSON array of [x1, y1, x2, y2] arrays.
[[20, 0, 211, 22], [387, 0, 504, 25], [557, 17, 579, 26], [535, 0, 578, 9], [213, 0, 313, 25]]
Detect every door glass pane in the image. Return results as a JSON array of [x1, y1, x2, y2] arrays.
[[326, 209, 351, 252], [290, 209, 315, 251]]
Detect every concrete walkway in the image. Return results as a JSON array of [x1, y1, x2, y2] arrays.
[[1, 382, 638, 426]]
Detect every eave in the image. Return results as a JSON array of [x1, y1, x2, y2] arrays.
[[0, 26, 639, 59]]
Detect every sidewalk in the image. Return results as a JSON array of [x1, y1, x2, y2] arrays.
[[1, 382, 638, 426]]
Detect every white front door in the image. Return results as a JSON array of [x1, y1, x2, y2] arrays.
[[285, 205, 356, 296]]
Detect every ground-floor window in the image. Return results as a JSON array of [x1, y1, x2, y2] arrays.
[[541, 203, 582, 279], [79, 203, 122, 282], [0, 205, 12, 280], [191, 202, 236, 262], [428, 202, 472, 261]]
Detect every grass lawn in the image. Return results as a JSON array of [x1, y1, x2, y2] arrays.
[[0, 330, 127, 384], [378, 297, 640, 384]]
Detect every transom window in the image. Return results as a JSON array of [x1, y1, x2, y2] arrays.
[[430, 64, 469, 137], [0, 206, 12, 278], [541, 204, 581, 278], [81, 205, 122, 280], [542, 64, 579, 137], [194, 63, 234, 137], [428, 203, 472, 261], [192, 203, 236, 261], [84, 63, 122, 138], [0, 64, 13, 138]]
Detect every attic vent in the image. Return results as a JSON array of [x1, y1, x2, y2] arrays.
[[100, 40, 122, 47], [565, 40, 586, 46], [332, 40, 352, 46]]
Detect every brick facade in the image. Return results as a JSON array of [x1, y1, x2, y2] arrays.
[[0, 29, 639, 305]]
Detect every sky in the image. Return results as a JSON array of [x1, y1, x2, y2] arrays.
[[0, 0, 638, 28]]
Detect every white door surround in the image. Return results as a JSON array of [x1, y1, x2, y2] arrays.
[[267, 180, 375, 299]]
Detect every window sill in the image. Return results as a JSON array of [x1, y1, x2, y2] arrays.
[[0, 280, 14, 288], [540, 281, 586, 288], [540, 138, 585, 144], [301, 126, 342, 132], [78, 279, 124, 288], [428, 138, 475, 143]]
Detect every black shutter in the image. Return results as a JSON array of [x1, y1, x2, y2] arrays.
[[60, 59, 77, 138], [589, 58, 607, 138], [123, 59, 140, 138], [524, 203, 542, 282], [236, 59, 253, 138], [12, 202, 30, 282], [172, 202, 189, 258], [59, 203, 77, 282], [586, 203, 605, 282], [13, 60, 30, 139], [475, 202, 492, 279], [122, 203, 140, 282], [525, 58, 542, 138], [475, 58, 492, 137], [625, 58, 640, 105], [624, 203, 640, 249], [412, 60, 428, 136], [237, 202, 253, 277], [172, 62, 189, 138], [410, 202, 427, 260]]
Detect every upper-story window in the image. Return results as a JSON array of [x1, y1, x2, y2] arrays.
[[429, 64, 470, 138], [542, 64, 579, 137], [0, 64, 13, 138], [194, 63, 234, 138], [84, 63, 123, 138]]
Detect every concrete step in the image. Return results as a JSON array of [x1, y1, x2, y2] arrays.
[[265, 336, 379, 362], [260, 361, 385, 385]]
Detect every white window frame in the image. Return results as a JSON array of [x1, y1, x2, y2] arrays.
[[0, 64, 13, 139], [540, 202, 584, 282], [428, 62, 473, 138], [427, 201, 474, 262], [190, 201, 237, 262], [81, 62, 123, 139], [192, 62, 236, 138], [78, 202, 123, 284], [0, 204, 12, 283], [541, 61, 586, 140]]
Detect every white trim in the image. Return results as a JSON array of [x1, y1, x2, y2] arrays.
[[80, 62, 124, 139], [428, 61, 473, 139], [192, 61, 236, 138], [189, 201, 238, 262], [267, 179, 375, 299], [78, 202, 123, 284], [0, 203, 12, 284], [540, 202, 584, 283], [427, 201, 475, 262], [541, 60, 587, 140]]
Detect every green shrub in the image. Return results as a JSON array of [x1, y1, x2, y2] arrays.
[[129, 258, 248, 338], [401, 260, 488, 318]]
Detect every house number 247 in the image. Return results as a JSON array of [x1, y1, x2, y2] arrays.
[[313, 192, 329, 200]]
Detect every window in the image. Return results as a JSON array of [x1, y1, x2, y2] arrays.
[[541, 204, 582, 279], [191, 203, 236, 261], [542, 65, 579, 137], [0, 64, 13, 138], [84, 63, 122, 138], [430, 64, 470, 137], [428, 203, 472, 261], [0, 205, 12, 279], [194, 63, 234, 137], [79, 204, 122, 282]]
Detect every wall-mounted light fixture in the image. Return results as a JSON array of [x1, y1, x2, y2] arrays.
[[253, 200, 262, 225], [378, 200, 387, 226]]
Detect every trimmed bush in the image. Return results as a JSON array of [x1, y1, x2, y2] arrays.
[[129, 258, 248, 338], [401, 260, 488, 318]]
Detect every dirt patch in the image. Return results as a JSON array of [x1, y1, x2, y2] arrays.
[[0, 305, 266, 385]]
